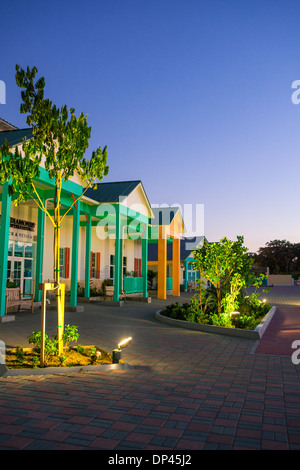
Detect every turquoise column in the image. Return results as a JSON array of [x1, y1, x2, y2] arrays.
[[0, 182, 11, 317], [114, 204, 121, 301], [70, 199, 80, 307], [142, 222, 148, 298], [34, 201, 45, 301], [184, 259, 188, 291], [84, 213, 91, 298]]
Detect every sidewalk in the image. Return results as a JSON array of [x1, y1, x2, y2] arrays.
[[254, 286, 300, 356], [0, 288, 299, 450]]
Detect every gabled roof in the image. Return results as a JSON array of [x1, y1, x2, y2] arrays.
[[0, 118, 18, 132], [147, 236, 204, 262], [0, 128, 33, 147], [149, 207, 181, 226], [149, 206, 186, 236], [180, 236, 204, 260], [85, 180, 142, 203]]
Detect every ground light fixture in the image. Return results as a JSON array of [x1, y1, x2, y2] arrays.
[[112, 336, 132, 363]]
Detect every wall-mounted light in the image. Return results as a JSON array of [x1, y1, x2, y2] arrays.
[[112, 337, 132, 363]]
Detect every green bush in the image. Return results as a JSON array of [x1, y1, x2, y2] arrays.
[[161, 294, 271, 330]]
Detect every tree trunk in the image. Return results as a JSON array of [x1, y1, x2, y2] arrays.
[[53, 184, 64, 355]]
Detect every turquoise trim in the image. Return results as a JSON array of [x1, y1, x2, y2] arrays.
[[0, 182, 11, 316], [34, 167, 83, 196], [34, 202, 45, 302], [184, 259, 188, 291], [142, 226, 148, 298], [114, 204, 121, 301], [123, 276, 143, 294], [70, 199, 80, 307], [85, 212, 91, 298]]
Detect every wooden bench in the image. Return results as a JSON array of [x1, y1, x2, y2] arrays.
[[104, 285, 126, 301], [5, 287, 34, 315], [187, 281, 196, 291]]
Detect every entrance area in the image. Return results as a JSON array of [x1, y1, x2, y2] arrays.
[[7, 240, 35, 296]]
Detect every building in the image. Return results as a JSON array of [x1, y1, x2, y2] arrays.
[[0, 119, 191, 320]]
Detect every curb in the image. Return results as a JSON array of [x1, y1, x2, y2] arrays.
[[0, 361, 132, 378], [155, 306, 276, 340]]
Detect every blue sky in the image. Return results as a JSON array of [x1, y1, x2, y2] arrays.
[[1, 0, 300, 252]]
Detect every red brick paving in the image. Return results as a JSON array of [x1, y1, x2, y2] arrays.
[[0, 288, 300, 450], [256, 306, 300, 356]]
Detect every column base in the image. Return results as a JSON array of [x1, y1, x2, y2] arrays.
[[0, 315, 15, 323]]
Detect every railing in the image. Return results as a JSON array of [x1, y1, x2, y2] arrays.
[[167, 277, 173, 290], [123, 276, 143, 294]]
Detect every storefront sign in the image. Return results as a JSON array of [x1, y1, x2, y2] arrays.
[[9, 218, 36, 242]]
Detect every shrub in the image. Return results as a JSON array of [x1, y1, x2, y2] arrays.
[[62, 324, 79, 349], [161, 292, 271, 330]]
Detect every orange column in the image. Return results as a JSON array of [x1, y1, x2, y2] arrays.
[[157, 225, 167, 299], [172, 237, 180, 297]]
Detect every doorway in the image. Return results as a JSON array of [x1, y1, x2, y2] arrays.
[[7, 240, 35, 296]]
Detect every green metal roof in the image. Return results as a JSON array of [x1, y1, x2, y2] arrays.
[[85, 180, 142, 203], [0, 128, 33, 147]]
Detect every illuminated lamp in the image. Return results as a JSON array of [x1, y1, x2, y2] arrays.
[[112, 337, 132, 363]]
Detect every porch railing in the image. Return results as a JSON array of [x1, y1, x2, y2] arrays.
[[167, 277, 173, 290], [123, 276, 143, 294]]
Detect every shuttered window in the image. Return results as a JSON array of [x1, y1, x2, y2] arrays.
[[90, 252, 101, 279]]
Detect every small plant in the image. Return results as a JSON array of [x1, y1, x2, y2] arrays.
[[32, 356, 39, 368], [28, 331, 58, 363], [58, 355, 67, 365], [90, 347, 101, 364], [76, 344, 85, 354], [44, 339, 58, 363], [62, 325, 79, 349], [28, 331, 44, 352], [16, 347, 24, 364]]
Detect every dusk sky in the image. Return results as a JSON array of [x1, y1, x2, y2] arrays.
[[1, 0, 300, 253]]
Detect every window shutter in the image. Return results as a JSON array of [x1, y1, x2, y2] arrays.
[[134, 258, 137, 276], [65, 248, 70, 279], [96, 252, 101, 279], [139, 258, 142, 277], [90, 251, 93, 279]]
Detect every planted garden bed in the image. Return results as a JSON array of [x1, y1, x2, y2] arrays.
[[5, 345, 112, 369], [0, 324, 125, 377]]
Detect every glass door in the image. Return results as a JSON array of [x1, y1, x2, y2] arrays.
[[13, 260, 22, 288], [7, 241, 35, 297], [23, 259, 33, 297]]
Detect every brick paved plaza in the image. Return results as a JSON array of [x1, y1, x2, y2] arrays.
[[0, 287, 300, 450]]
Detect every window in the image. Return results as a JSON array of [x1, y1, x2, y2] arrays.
[[123, 256, 127, 276], [8, 241, 13, 257], [14, 241, 24, 257], [134, 258, 142, 277], [24, 243, 33, 258], [110, 254, 114, 280], [59, 247, 70, 279], [90, 252, 101, 279]]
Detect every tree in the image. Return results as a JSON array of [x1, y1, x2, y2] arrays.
[[255, 239, 297, 273], [192, 236, 255, 314], [0, 65, 109, 354]]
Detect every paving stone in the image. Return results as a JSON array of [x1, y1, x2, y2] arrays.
[[1, 289, 300, 449]]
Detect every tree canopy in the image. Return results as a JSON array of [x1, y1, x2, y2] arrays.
[[192, 236, 256, 314], [254, 239, 300, 274], [0, 65, 109, 210]]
